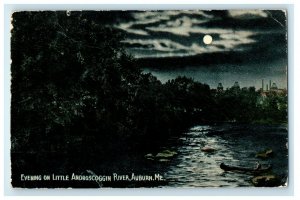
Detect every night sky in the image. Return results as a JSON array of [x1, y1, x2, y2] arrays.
[[113, 10, 287, 89]]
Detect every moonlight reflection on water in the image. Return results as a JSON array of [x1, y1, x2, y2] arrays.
[[163, 124, 288, 187]]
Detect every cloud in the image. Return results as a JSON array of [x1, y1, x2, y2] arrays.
[[114, 10, 286, 62], [117, 22, 149, 36], [122, 28, 257, 58], [122, 38, 228, 58], [228, 10, 268, 18]]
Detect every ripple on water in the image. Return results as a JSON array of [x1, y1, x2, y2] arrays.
[[163, 124, 288, 187]]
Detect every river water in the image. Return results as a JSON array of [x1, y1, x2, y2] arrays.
[[160, 124, 288, 187], [67, 123, 288, 188], [11, 123, 288, 188]]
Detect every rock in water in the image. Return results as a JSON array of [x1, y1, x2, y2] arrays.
[[145, 150, 177, 161], [201, 146, 216, 152], [158, 159, 170, 162], [252, 175, 281, 187], [256, 149, 273, 159], [156, 150, 177, 158]]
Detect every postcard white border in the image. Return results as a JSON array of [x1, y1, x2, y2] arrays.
[[2, 2, 296, 198]]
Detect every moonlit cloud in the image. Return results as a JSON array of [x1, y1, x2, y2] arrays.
[[214, 31, 256, 49], [117, 23, 149, 36], [122, 39, 225, 58], [228, 10, 268, 18], [114, 10, 286, 62]]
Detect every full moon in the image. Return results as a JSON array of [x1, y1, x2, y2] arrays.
[[203, 35, 213, 45]]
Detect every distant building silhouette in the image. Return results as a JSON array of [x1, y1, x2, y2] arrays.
[[261, 79, 282, 92], [260, 80, 286, 98], [217, 83, 223, 92], [231, 81, 240, 94], [271, 82, 278, 90]]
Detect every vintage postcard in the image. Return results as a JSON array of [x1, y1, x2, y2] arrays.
[[10, 10, 288, 188]]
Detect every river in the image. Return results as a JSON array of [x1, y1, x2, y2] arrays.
[[10, 123, 288, 188], [160, 124, 288, 187]]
